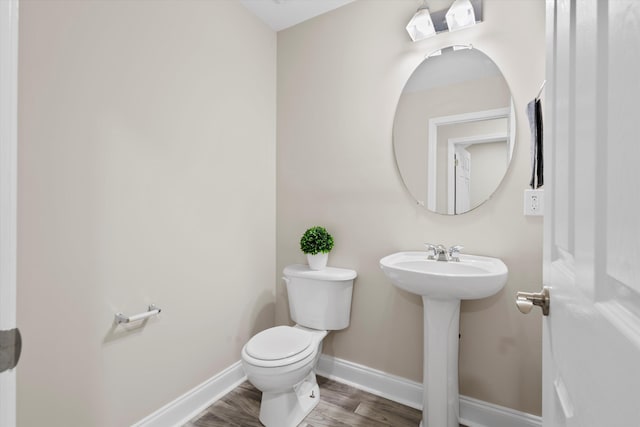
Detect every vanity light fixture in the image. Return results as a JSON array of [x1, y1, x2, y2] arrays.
[[406, 2, 436, 42], [406, 0, 481, 42], [445, 0, 476, 32]]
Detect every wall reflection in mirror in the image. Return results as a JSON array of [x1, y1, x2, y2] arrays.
[[393, 46, 514, 215]]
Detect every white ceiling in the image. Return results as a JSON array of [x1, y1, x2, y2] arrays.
[[239, 0, 356, 32]]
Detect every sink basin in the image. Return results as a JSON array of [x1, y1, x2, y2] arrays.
[[380, 250, 508, 427], [379, 251, 508, 299]]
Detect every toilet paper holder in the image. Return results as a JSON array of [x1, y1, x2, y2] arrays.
[[115, 304, 161, 324]]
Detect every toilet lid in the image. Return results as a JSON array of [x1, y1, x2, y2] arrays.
[[245, 326, 312, 361]]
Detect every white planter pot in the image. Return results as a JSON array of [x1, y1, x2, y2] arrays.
[[307, 253, 329, 270]]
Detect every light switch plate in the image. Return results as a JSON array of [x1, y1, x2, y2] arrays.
[[524, 189, 544, 216]]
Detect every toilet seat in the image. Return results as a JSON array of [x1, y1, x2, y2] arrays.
[[242, 326, 316, 368]]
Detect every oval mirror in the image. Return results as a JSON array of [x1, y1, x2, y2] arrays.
[[393, 46, 515, 215]]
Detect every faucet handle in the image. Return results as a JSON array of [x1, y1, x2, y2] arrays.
[[448, 245, 464, 261], [448, 245, 464, 262], [424, 243, 437, 260]]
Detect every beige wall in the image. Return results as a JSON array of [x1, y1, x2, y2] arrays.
[[17, 1, 275, 426], [277, 0, 544, 416], [16, 0, 544, 422], [467, 139, 509, 207]]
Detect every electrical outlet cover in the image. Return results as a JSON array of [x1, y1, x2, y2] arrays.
[[524, 189, 544, 216]]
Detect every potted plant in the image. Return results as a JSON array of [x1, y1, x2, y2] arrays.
[[300, 226, 334, 270]]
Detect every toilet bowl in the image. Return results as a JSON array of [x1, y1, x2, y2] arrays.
[[241, 325, 327, 427], [240, 264, 357, 427]]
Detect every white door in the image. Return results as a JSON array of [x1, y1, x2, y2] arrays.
[[537, 1, 640, 425], [454, 148, 470, 214], [0, 0, 19, 425]]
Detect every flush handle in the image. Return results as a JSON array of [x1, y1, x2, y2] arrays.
[[516, 287, 550, 316]]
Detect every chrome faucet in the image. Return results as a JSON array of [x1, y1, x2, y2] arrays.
[[424, 243, 464, 262], [434, 244, 450, 261]]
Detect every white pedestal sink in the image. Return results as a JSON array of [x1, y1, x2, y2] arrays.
[[380, 251, 508, 427]]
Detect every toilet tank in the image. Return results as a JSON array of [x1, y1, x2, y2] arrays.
[[283, 264, 357, 331]]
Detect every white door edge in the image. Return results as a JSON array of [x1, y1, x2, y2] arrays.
[[0, 0, 19, 424]]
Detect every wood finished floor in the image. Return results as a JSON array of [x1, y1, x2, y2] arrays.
[[184, 376, 466, 427]]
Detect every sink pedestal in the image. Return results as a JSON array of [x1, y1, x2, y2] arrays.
[[379, 251, 508, 427], [419, 297, 460, 427]]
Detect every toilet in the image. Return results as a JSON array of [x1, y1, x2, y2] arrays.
[[241, 264, 357, 427]]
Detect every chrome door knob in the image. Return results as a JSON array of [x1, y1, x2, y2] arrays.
[[516, 287, 550, 316]]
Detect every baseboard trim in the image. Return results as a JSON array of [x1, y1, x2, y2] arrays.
[[132, 361, 247, 427], [134, 354, 541, 427], [459, 394, 542, 427], [316, 353, 423, 410], [316, 354, 541, 427]]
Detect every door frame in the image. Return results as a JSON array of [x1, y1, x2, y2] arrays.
[[427, 105, 513, 211], [446, 132, 509, 214], [0, 0, 19, 424]]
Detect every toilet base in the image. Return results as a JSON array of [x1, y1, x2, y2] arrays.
[[259, 371, 320, 427]]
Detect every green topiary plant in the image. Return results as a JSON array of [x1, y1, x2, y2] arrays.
[[300, 226, 334, 255]]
